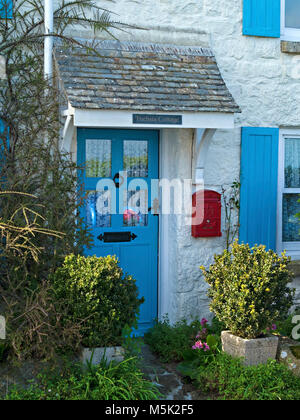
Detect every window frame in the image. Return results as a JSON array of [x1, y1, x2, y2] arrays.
[[277, 129, 300, 259], [281, 0, 300, 41]]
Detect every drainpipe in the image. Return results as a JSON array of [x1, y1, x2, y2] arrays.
[[44, 0, 54, 81]]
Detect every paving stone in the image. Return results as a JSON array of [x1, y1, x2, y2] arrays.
[[140, 345, 208, 400]]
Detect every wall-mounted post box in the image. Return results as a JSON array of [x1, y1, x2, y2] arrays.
[[192, 190, 222, 238]]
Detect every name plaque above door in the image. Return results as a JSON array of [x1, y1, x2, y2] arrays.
[[132, 114, 183, 125]]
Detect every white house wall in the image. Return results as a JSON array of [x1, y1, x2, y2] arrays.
[[56, 0, 300, 322]]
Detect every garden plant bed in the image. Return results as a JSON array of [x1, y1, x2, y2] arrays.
[[81, 346, 125, 366]]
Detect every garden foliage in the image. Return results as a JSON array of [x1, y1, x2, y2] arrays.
[[52, 254, 144, 348], [4, 357, 161, 400], [0, 0, 127, 360], [201, 242, 295, 339]]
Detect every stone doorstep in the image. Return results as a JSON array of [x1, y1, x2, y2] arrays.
[[221, 331, 279, 367], [81, 346, 125, 366]]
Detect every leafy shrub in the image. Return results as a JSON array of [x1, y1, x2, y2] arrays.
[[144, 317, 201, 363], [0, 342, 9, 363], [0, 193, 83, 361], [201, 242, 295, 339], [4, 357, 161, 401], [196, 352, 300, 400], [52, 254, 144, 348], [177, 331, 220, 380], [144, 317, 219, 363], [276, 308, 300, 341]]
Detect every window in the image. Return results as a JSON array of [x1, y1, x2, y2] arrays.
[[278, 130, 300, 259], [281, 0, 300, 40]]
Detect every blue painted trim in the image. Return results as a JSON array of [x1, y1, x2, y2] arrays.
[[243, 0, 281, 38], [240, 127, 279, 250], [0, 0, 13, 18]]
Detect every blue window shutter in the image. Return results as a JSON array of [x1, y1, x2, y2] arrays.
[[0, 0, 13, 19], [243, 0, 280, 38], [239, 127, 279, 250]]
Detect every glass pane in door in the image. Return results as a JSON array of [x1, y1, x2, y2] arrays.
[[86, 190, 111, 228], [123, 189, 148, 227], [124, 140, 148, 177], [86, 139, 111, 178]]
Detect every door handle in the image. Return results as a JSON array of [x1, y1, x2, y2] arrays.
[[113, 172, 124, 189], [148, 207, 159, 216]]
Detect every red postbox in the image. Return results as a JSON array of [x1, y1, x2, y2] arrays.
[[191, 190, 222, 238]]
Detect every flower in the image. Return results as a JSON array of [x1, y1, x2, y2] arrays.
[[271, 324, 277, 331], [196, 328, 208, 340], [201, 318, 208, 327], [192, 340, 204, 350], [204, 343, 210, 352], [192, 340, 210, 352]]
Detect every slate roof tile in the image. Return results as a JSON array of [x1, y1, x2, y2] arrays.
[[55, 41, 240, 113]]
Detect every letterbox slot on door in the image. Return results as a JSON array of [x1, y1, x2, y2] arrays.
[[97, 232, 137, 243]]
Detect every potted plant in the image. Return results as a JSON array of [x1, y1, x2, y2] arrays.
[[201, 242, 295, 366], [52, 254, 144, 365]]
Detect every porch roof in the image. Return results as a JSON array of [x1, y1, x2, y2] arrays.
[[55, 40, 240, 114]]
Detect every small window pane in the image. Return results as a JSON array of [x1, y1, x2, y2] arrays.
[[86, 139, 111, 178], [123, 190, 148, 227], [124, 141, 148, 177], [286, 0, 300, 29], [86, 191, 111, 228], [283, 194, 300, 242], [285, 138, 300, 188]]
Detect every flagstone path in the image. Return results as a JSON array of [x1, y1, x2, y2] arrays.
[[140, 345, 208, 400]]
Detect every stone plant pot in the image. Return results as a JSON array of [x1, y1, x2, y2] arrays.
[[221, 331, 279, 367], [81, 346, 125, 366]]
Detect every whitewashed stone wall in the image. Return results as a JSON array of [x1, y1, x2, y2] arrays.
[[59, 0, 300, 322]]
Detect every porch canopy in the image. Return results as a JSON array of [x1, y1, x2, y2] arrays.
[[55, 40, 240, 130]]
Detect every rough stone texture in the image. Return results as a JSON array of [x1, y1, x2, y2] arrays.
[[279, 338, 300, 377], [281, 41, 300, 54], [141, 345, 208, 400], [55, 41, 240, 113], [81, 346, 125, 366], [55, 0, 300, 322], [221, 331, 279, 366]]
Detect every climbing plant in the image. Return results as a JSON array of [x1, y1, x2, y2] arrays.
[[221, 181, 241, 250]]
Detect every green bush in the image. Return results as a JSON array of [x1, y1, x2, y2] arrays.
[[4, 357, 161, 401], [201, 242, 295, 339], [144, 317, 221, 363], [196, 352, 300, 400], [144, 317, 201, 363], [276, 308, 300, 341], [52, 254, 144, 348]]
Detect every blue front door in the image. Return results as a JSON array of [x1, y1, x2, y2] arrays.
[[77, 129, 159, 336]]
